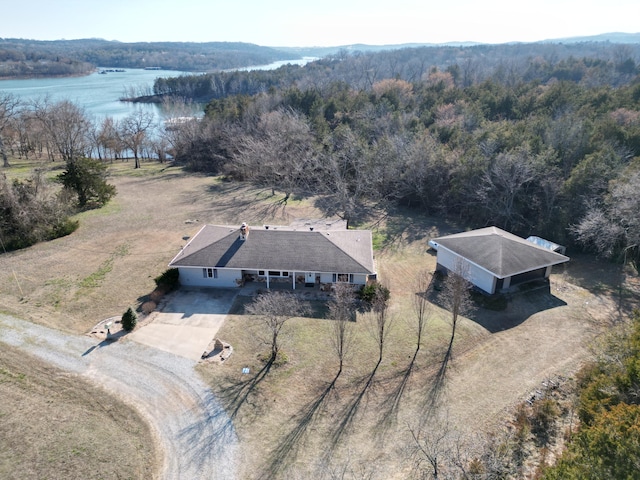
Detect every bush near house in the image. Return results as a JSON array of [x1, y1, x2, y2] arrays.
[[154, 268, 180, 291], [121, 307, 137, 332]]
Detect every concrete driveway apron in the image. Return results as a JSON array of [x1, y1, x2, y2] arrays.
[[129, 288, 238, 360]]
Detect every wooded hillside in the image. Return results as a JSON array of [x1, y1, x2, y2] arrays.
[[0, 38, 299, 77]]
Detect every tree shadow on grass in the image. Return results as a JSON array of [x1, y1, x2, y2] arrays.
[[374, 347, 420, 434], [204, 183, 296, 223], [324, 359, 381, 460], [217, 359, 274, 422], [421, 345, 453, 421], [260, 370, 343, 479]]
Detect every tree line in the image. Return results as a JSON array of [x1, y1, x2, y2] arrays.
[[150, 41, 640, 101]]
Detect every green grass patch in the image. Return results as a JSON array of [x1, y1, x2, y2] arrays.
[[371, 229, 388, 250], [78, 258, 114, 288], [77, 243, 130, 289]]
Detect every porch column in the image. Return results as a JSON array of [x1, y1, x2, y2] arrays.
[[266, 275, 270, 289], [292, 273, 296, 290]]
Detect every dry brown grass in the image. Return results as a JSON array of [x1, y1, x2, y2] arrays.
[[0, 344, 157, 480], [0, 159, 319, 334]]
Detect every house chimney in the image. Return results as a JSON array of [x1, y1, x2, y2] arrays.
[[240, 222, 249, 241], [309, 227, 314, 231]]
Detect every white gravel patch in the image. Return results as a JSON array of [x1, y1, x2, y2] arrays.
[[0, 314, 238, 479]]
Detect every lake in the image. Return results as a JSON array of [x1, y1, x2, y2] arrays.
[[0, 58, 316, 124], [0, 68, 195, 122]]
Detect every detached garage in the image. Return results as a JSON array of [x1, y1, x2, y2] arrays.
[[432, 226, 570, 294]]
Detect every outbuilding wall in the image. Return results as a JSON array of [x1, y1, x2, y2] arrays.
[[436, 248, 497, 294]]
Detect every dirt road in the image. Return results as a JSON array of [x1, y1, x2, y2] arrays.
[[0, 314, 237, 479]]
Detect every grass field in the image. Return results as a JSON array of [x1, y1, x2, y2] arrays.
[[0, 344, 157, 480], [1, 157, 638, 479]]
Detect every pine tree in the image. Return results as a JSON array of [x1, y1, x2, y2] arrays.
[[121, 307, 137, 332]]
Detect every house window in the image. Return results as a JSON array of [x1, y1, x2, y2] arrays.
[[265, 271, 289, 277], [258, 270, 265, 276], [203, 268, 218, 279], [333, 273, 351, 283]]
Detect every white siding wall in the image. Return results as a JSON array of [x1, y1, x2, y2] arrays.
[[437, 248, 497, 294], [319, 273, 334, 283], [178, 267, 242, 288], [179, 268, 369, 288], [351, 274, 368, 285]]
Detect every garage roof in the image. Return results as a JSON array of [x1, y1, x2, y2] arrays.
[[434, 226, 569, 278]]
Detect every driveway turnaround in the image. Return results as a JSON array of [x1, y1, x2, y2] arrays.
[[129, 288, 238, 361]]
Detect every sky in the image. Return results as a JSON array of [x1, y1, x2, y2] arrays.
[[2, 0, 639, 47]]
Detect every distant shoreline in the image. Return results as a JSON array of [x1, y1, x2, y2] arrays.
[[0, 70, 95, 81]]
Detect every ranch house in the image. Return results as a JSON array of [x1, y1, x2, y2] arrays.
[[169, 221, 377, 289]]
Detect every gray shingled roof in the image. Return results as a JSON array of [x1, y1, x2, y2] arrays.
[[434, 227, 569, 278], [169, 225, 375, 274]]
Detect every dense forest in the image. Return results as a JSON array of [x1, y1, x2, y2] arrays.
[[0, 38, 299, 78], [151, 42, 640, 99]]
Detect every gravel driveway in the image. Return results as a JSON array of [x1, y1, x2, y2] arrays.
[[0, 314, 238, 479]]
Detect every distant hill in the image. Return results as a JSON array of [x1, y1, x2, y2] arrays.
[[277, 32, 640, 57], [2, 33, 639, 79], [543, 32, 640, 44], [0, 38, 300, 78]]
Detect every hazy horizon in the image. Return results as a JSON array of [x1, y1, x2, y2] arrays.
[[3, 0, 639, 48]]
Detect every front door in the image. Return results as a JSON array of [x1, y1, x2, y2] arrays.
[[305, 272, 315, 284]]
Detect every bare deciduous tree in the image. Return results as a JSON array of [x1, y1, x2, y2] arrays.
[[408, 416, 456, 480], [231, 108, 318, 195], [328, 282, 357, 375], [118, 109, 156, 168], [369, 283, 392, 367], [0, 93, 22, 167], [411, 269, 433, 356], [476, 147, 540, 231], [245, 291, 310, 364], [32, 98, 91, 162], [441, 261, 473, 357], [573, 170, 640, 269]]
